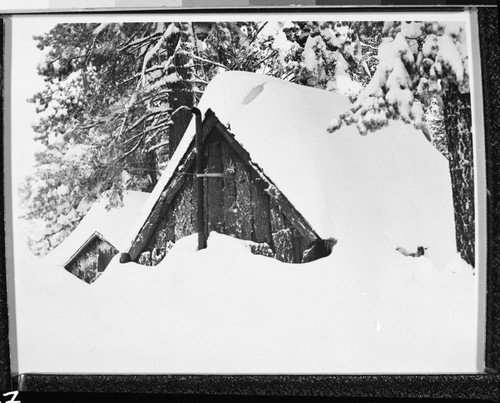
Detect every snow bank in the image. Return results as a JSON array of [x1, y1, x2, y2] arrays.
[[15, 232, 477, 374]]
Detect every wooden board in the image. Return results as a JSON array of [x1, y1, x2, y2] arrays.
[[250, 171, 272, 245], [205, 130, 225, 234], [173, 172, 196, 240], [270, 201, 294, 263], [234, 158, 253, 240], [221, 140, 238, 237]]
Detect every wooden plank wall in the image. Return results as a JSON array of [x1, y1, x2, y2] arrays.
[[142, 128, 310, 265], [145, 168, 197, 261], [205, 131, 225, 235]]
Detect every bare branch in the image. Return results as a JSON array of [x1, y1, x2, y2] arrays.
[[118, 65, 164, 86], [144, 120, 172, 135], [178, 50, 230, 71], [127, 115, 147, 132], [248, 21, 268, 45], [141, 29, 172, 87], [118, 32, 163, 52], [122, 137, 144, 159], [170, 105, 192, 118], [147, 140, 170, 152], [117, 23, 148, 50]]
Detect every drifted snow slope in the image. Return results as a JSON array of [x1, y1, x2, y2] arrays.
[[13, 72, 479, 374]]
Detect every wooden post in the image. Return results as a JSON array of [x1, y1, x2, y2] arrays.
[[205, 132, 225, 235], [192, 107, 207, 250]]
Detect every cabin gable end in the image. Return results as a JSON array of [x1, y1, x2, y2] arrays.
[[132, 110, 331, 265]]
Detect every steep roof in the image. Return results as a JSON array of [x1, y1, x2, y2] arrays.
[[124, 71, 456, 265]]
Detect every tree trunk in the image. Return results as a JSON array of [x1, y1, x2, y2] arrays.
[[145, 150, 157, 189], [443, 83, 475, 267], [168, 42, 193, 159]]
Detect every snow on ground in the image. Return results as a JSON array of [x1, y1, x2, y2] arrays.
[[13, 72, 479, 374], [15, 233, 476, 374]]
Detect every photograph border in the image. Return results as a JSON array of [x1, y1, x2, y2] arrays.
[[1, 4, 499, 400]]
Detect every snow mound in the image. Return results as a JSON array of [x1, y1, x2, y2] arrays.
[[15, 232, 478, 374]]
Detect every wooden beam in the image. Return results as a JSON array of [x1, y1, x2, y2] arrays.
[[193, 107, 207, 250], [221, 140, 238, 237], [205, 131, 224, 235], [251, 172, 272, 245]]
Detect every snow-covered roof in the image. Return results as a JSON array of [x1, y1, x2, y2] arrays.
[[125, 71, 455, 265], [43, 190, 150, 268]]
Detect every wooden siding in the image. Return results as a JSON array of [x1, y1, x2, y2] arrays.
[[129, 112, 219, 261], [65, 236, 118, 284], [140, 126, 312, 265], [205, 130, 225, 235]]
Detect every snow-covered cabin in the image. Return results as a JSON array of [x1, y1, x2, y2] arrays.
[[128, 107, 332, 265], [43, 191, 149, 283], [125, 71, 456, 267]]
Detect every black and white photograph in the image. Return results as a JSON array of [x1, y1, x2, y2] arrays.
[[6, 10, 485, 375]]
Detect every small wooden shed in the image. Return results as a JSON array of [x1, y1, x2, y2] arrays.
[[127, 108, 335, 266], [64, 231, 118, 284]]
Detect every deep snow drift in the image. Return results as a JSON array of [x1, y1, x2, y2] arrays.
[[12, 71, 479, 374]]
